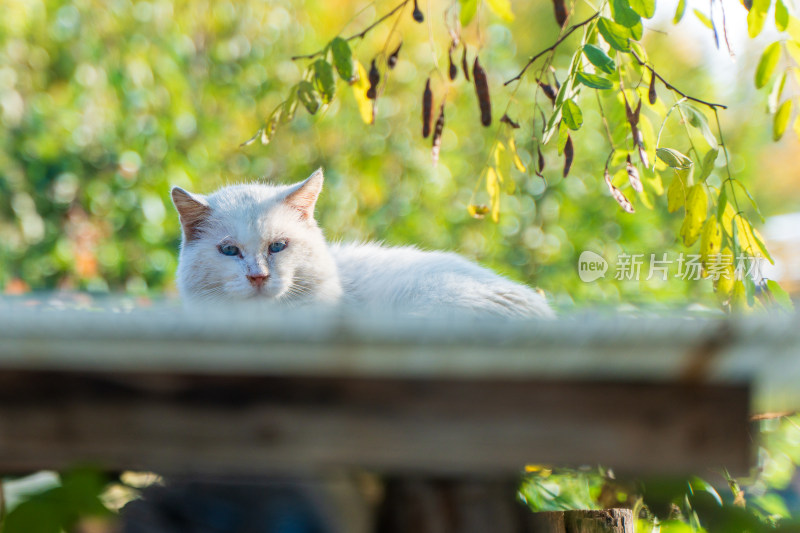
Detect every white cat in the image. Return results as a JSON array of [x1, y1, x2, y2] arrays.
[[171, 169, 553, 318]]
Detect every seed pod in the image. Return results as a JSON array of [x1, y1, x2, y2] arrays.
[[422, 78, 433, 138], [563, 134, 574, 178], [462, 47, 470, 82], [431, 104, 445, 166], [553, 0, 568, 27], [604, 168, 635, 213], [638, 144, 650, 168], [388, 42, 402, 69], [500, 114, 520, 128], [366, 59, 380, 99], [539, 82, 557, 105], [648, 71, 657, 105], [412, 0, 424, 22], [448, 47, 458, 80], [537, 144, 545, 173], [473, 57, 492, 127], [626, 154, 643, 192]]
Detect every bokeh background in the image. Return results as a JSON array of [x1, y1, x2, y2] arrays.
[[0, 0, 797, 310]]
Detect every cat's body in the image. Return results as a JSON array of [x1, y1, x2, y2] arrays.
[[172, 170, 552, 318]]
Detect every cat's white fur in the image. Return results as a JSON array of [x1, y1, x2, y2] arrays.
[[171, 169, 553, 318]]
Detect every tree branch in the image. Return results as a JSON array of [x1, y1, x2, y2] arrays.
[[504, 12, 599, 86], [291, 0, 411, 61], [631, 49, 727, 109]]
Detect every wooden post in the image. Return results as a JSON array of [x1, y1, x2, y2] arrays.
[[529, 510, 634, 533]]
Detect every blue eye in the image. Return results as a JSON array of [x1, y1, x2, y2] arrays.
[[218, 244, 240, 257], [269, 241, 287, 253]]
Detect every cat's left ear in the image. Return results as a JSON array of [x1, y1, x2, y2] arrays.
[[284, 168, 324, 220]]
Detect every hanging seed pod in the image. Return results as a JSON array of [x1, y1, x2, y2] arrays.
[[431, 104, 445, 166], [648, 71, 657, 105], [412, 0, 424, 22], [366, 59, 380, 100], [473, 57, 492, 127], [500, 114, 520, 128], [388, 42, 402, 69], [626, 154, 643, 192], [604, 168, 635, 213], [537, 144, 545, 173], [422, 78, 433, 138], [563, 135, 574, 178], [461, 47, 470, 82], [538, 82, 557, 105], [553, 0, 568, 27], [448, 47, 458, 80]]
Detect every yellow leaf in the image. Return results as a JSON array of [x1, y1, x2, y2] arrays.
[[351, 60, 373, 125], [508, 138, 526, 172], [720, 202, 736, 237], [700, 217, 722, 270], [486, 0, 514, 21], [680, 184, 708, 246], [667, 168, 688, 213], [714, 246, 735, 303], [486, 167, 501, 222], [468, 204, 489, 219]]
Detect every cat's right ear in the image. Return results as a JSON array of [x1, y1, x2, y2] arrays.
[[171, 187, 211, 241]]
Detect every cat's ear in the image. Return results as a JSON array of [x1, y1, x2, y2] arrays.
[[284, 168, 324, 220], [171, 187, 211, 241]]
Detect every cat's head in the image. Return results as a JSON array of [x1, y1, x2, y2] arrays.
[[170, 169, 340, 304]]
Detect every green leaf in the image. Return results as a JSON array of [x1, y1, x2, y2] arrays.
[[774, 99, 793, 140], [689, 477, 723, 506], [755, 42, 781, 89], [486, 0, 514, 21], [629, 20, 643, 40], [748, 0, 771, 38], [698, 147, 719, 181], [562, 99, 584, 130], [460, 0, 479, 26], [598, 17, 631, 52], [296, 80, 320, 115], [656, 147, 693, 169], [680, 184, 708, 246], [674, 0, 687, 23], [280, 91, 298, 124], [693, 9, 713, 29], [330, 37, 354, 82], [776, 0, 790, 31], [575, 71, 613, 89], [557, 121, 570, 154], [629, 0, 655, 18], [717, 185, 728, 220], [679, 103, 718, 147], [583, 44, 616, 74], [767, 280, 794, 311], [732, 179, 766, 223], [313, 59, 336, 103], [610, 0, 642, 27]]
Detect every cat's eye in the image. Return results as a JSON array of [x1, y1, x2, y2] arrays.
[[218, 244, 240, 257], [268, 241, 287, 253]]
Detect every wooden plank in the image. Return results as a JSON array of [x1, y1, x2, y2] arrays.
[[0, 371, 751, 476], [0, 306, 796, 413]]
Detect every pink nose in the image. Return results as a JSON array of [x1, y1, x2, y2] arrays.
[[247, 273, 268, 287]]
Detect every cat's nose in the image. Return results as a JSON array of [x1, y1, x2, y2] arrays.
[[247, 273, 269, 287]]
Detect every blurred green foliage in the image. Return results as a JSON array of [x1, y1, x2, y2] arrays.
[[0, 0, 792, 309]]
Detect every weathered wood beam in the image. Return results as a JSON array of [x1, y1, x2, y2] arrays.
[[0, 371, 750, 476]]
